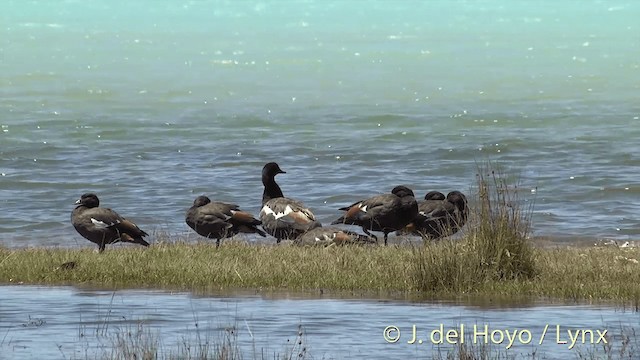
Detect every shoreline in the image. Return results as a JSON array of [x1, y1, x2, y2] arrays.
[[2, 163, 635, 305], [0, 232, 633, 251], [2, 240, 640, 304]]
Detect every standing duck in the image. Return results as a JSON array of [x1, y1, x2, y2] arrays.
[[185, 195, 266, 247], [398, 190, 468, 240], [259, 162, 321, 243], [71, 193, 150, 252], [331, 185, 418, 246]]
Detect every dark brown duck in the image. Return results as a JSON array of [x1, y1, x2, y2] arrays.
[[71, 193, 149, 252], [331, 185, 418, 246], [398, 190, 468, 240], [185, 195, 266, 247]]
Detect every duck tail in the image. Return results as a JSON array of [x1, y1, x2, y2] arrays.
[[255, 227, 267, 237], [135, 237, 151, 247], [121, 233, 150, 247]]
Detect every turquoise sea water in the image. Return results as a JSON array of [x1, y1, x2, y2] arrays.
[[1, 0, 640, 247]]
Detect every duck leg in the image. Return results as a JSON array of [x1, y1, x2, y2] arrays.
[[361, 227, 378, 243], [384, 232, 390, 246]]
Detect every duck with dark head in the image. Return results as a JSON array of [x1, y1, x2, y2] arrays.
[[259, 162, 321, 243], [398, 190, 468, 240], [186, 195, 266, 247], [71, 193, 150, 253], [331, 185, 418, 246]]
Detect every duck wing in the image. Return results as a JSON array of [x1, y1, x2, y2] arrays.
[[186, 203, 234, 237], [227, 207, 266, 237], [260, 197, 320, 237], [295, 227, 376, 246], [332, 194, 398, 224], [93, 208, 149, 246]]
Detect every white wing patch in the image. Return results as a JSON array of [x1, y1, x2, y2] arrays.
[[261, 204, 295, 220], [91, 218, 118, 228], [359, 204, 368, 212], [314, 233, 336, 242]]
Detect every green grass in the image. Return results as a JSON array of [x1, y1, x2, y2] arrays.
[[0, 239, 417, 293], [1, 234, 640, 303], [1, 161, 640, 303], [411, 161, 537, 295]]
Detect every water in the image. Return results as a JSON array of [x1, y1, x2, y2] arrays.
[[1, 0, 640, 248], [0, 285, 636, 359]]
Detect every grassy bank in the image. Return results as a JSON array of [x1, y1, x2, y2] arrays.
[[1, 240, 639, 303], [2, 161, 639, 303]]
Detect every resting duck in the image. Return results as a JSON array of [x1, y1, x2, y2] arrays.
[[186, 195, 266, 247], [295, 226, 376, 247], [424, 191, 447, 201], [397, 191, 445, 235], [398, 190, 468, 240], [71, 193, 150, 252], [259, 162, 321, 243], [331, 185, 418, 246]]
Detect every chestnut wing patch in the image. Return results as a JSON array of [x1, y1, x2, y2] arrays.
[[286, 210, 315, 224], [117, 219, 149, 237], [230, 210, 260, 224]]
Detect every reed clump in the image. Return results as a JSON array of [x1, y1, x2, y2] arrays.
[[72, 319, 310, 360], [411, 161, 537, 293]]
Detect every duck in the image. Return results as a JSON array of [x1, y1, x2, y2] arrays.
[[331, 185, 419, 246], [424, 191, 447, 201], [398, 190, 468, 240], [71, 193, 150, 252], [295, 226, 376, 247], [396, 191, 445, 236], [185, 195, 266, 247], [259, 162, 321, 243]]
